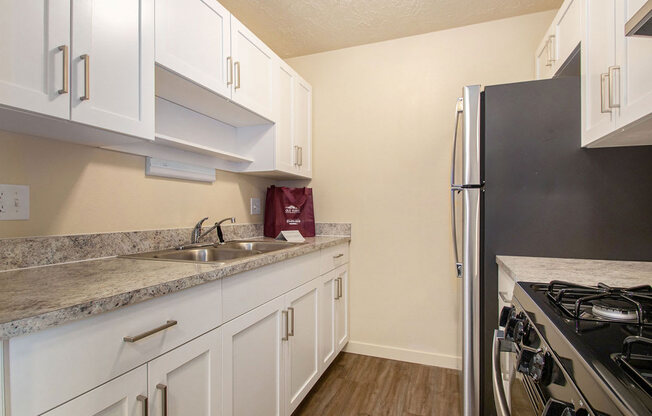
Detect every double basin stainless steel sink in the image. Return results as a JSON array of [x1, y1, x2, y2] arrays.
[[120, 240, 300, 264]]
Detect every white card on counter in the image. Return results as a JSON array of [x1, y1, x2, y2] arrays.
[[276, 230, 305, 242]]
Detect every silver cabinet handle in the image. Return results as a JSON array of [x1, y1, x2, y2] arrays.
[[492, 330, 511, 416], [80, 54, 90, 100], [548, 35, 556, 65], [334, 278, 340, 300], [137, 395, 148, 416], [608, 65, 620, 109], [294, 145, 299, 166], [226, 56, 233, 86], [58, 45, 68, 94], [156, 384, 167, 416], [282, 310, 289, 340], [123, 320, 177, 343], [338, 276, 343, 299], [288, 306, 295, 336], [600, 73, 612, 113], [299, 146, 303, 166], [234, 61, 241, 89], [545, 38, 552, 67], [333, 253, 344, 259]]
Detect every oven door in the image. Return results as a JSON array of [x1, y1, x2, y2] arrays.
[[492, 330, 540, 416]]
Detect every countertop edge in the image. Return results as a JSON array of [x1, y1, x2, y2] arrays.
[[0, 236, 350, 339]]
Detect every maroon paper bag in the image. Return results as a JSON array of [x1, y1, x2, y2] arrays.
[[264, 186, 315, 237]]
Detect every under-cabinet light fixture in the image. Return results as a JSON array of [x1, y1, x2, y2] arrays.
[[145, 157, 216, 183]]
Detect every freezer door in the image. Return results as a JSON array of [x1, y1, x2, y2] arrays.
[[462, 187, 482, 416], [462, 85, 482, 186]]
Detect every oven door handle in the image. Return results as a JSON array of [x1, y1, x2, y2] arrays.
[[493, 330, 512, 416]]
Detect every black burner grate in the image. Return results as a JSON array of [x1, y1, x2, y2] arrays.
[[543, 281, 652, 325]]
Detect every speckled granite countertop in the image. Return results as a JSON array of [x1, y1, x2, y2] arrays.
[[497, 255, 652, 287], [0, 236, 350, 339]]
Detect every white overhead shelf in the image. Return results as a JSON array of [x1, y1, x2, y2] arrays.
[[154, 133, 253, 163]]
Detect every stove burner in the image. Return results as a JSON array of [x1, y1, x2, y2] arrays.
[[592, 298, 639, 321], [544, 281, 652, 325]]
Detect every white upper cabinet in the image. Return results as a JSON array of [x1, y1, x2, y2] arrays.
[[155, 0, 231, 99], [582, 0, 652, 147], [581, 0, 617, 146], [614, 0, 652, 135], [230, 16, 276, 122], [275, 62, 296, 174], [293, 77, 313, 177], [0, 0, 71, 119], [70, 0, 154, 139], [535, 0, 581, 80]]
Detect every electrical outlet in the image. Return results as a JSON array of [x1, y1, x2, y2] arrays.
[[0, 185, 30, 220], [250, 197, 261, 215]]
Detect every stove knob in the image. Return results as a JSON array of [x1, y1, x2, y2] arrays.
[[529, 351, 552, 385], [499, 306, 513, 327], [513, 320, 527, 343], [505, 312, 525, 342]]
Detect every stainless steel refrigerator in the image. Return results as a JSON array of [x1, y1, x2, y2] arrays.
[[450, 70, 652, 416]]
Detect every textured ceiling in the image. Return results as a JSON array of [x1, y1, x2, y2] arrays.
[[219, 0, 563, 58]]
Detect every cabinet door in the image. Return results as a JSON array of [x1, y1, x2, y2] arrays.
[[231, 16, 275, 122], [319, 271, 337, 370], [616, 0, 652, 129], [554, 0, 581, 68], [148, 328, 221, 416], [285, 279, 320, 414], [275, 62, 296, 174], [0, 0, 70, 119], [71, 0, 154, 139], [222, 296, 285, 416], [43, 365, 147, 416], [535, 36, 553, 80], [156, 0, 231, 99], [335, 267, 349, 352], [293, 77, 312, 177], [581, 0, 617, 146]]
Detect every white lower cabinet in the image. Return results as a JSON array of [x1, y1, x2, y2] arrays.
[[43, 365, 148, 416], [222, 296, 286, 416], [4, 246, 350, 416], [285, 279, 320, 414], [335, 267, 350, 351], [148, 328, 221, 416]]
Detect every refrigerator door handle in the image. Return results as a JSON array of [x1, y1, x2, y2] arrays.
[[451, 97, 464, 188], [451, 188, 463, 278]]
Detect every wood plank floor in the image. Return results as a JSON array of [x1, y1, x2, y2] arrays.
[[293, 352, 462, 416]]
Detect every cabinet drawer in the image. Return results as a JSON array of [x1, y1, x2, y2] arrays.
[[7, 280, 221, 416], [222, 251, 320, 322], [320, 243, 349, 274]]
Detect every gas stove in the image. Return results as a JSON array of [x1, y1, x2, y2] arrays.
[[495, 281, 652, 416]]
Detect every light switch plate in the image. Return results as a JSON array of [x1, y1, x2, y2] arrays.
[[250, 197, 261, 215], [0, 185, 30, 220]]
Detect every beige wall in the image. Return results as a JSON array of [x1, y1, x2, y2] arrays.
[[287, 10, 556, 368], [0, 130, 274, 238]]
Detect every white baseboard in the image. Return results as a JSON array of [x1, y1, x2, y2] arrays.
[[343, 340, 462, 370]]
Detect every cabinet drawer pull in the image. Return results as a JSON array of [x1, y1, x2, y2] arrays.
[[156, 384, 168, 416], [80, 54, 90, 100], [282, 310, 289, 341], [608, 65, 620, 109], [600, 73, 611, 114], [123, 320, 177, 343], [288, 306, 295, 336], [58, 45, 68, 94], [333, 253, 344, 259], [227, 56, 233, 86], [137, 395, 148, 416], [234, 61, 241, 89]]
